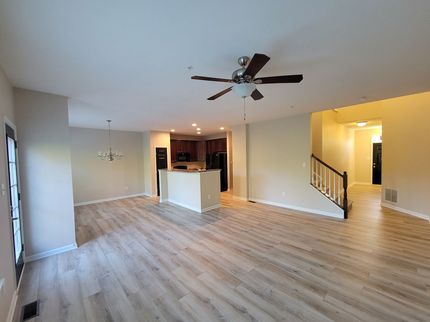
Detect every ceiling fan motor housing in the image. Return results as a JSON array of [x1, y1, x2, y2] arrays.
[[232, 68, 246, 82], [238, 56, 250, 67]]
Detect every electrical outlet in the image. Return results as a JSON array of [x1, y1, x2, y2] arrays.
[[208, 194, 211, 200], [282, 191, 286, 197]]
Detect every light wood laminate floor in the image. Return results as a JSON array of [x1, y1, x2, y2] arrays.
[[14, 185, 430, 321]]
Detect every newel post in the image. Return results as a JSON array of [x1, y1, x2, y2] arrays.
[[343, 171, 348, 219]]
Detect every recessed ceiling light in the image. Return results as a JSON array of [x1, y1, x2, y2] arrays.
[[196, 127, 201, 131], [197, 131, 201, 135], [192, 123, 197, 127], [220, 127, 225, 130], [170, 129, 175, 132], [356, 121, 367, 127]]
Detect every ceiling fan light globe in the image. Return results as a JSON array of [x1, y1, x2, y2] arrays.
[[233, 82, 256, 98]]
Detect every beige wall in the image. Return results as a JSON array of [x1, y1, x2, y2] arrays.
[[0, 68, 17, 322], [381, 92, 430, 218], [321, 110, 355, 183], [311, 112, 322, 158], [336, 91, 430, 218], [336, 101, 383, 123], [354, 127, 382, 184], [70, 127, 144, 204], [231, 124, 248, 199], [15, 89, 76, 258], [226, 131, 233, 190], [143, 131, 171, 196], [142, 132, 151, 195], [246, 114, 344, 218]]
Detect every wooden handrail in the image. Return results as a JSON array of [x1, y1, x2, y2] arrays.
[[310, 154, 349, 219], [311, 154, 343, 177]]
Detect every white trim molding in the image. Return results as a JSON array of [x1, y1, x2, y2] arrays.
[[164, 199, 220, 213], [201, 204, 222, 212], [74, 193, 146, 206], [381, 202, 430, 221], [351, 181, 373, 186], [249, 198, 344, 219], [6, 289, 18, 322], [232, 195, 248, 201], [25, 243, 77, 262]]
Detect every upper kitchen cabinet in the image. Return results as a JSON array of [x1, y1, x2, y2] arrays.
[[206, 138, 227, 154], [171, 139, 197, 162], [196, 141, 206, 161]]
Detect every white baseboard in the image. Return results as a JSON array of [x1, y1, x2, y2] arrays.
[[201, 204, 221, 212], [6, 289, 18, 322], [25, 243, 77, 262], [164, 199, 201, 213], [74, 193, 146, 206], [232, 195, 248, 201], [162, 199, 220, 213], [351, 181, 373, 186], [381, 202, 430, 221], [249, 198, 344, 219]]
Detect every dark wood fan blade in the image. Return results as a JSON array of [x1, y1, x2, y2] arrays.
[[207, 87, 232, 100], [251, 89, 264, 100], [244, 53, 270, 78], [192, 75, 233, 83], [254, 74, 303, 84]]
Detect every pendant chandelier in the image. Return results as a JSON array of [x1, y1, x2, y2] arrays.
[[97, 120, 123, 161]]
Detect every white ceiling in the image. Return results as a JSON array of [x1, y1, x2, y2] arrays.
[[1, 1, 430, 135]]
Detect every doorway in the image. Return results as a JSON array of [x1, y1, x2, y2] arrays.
[[5, 123, 24, 283], [372, 142, 382, 185], [156, 147, 168, 196]]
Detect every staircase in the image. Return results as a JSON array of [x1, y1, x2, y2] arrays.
[[310, 154, 351, 219]]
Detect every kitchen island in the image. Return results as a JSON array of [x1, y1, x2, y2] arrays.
[[158, 169, 221, 213]]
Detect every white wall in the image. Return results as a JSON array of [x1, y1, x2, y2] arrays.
[[335, 91, 430, 219], [142, 131, 171, 196], [311, 112, 322, 158], [15, 89, 76, 258], [70, 127, 144, 204], [142, 131, 151, 195], [321, 110, 355, 183], [246, 114, 344, 218], [226, 131, 233, 190], [232, 124, 248, 199], [381, 92, 430, 218], [0, 68, 17, 322], [354, 127, 382, 184]]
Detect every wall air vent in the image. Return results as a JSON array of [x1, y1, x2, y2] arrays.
[[384, 188, 398, 203], [21, 300, 39, 321]]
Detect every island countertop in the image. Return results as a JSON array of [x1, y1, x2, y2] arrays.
[[164, 169, 221, 173]]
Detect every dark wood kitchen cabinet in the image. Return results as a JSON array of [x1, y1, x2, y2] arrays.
[[171, 138, 226, 162], [196, 141, 206, 161], [206, 138, 227, 154], [170, 140, 197, 162]]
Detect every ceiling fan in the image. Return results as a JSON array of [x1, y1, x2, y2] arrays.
[[191, 53, 303, 101]]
